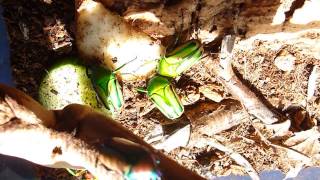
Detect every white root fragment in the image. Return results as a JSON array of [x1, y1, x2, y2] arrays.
[[199, 85, 224, 103], [284, 162, 305, 179], [207, 35, 279, 124], [264, 119, 292, 138], [152, 124, 191, 152], [284, 127, 320, 157], [284, 127, 319, 146]]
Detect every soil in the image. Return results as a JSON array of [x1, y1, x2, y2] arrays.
[[2, 0, 320, 179]]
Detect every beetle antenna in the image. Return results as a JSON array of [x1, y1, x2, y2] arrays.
[[136, 87, 148, 93], [114, 56, 138, 72], [200, 53, 210, 60]]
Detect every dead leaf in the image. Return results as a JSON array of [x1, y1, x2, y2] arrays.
[[151, 124, 191, 152], [284, 127, 320, 157]]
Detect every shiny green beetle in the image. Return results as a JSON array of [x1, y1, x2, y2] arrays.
[[87, 65, 124, 112], [158, 40, 203, 78], [141, 75, 184, 120]]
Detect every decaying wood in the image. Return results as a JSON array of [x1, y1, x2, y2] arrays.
[[0, 84, 204, 180], [181, 34, 319, 177], [3, 0, 320, 178], [106, 0, 320, 42]]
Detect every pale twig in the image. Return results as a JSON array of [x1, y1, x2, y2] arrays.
[[307, 65, 319, 101]]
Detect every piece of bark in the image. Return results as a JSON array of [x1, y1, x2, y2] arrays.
[[0, 120, 123, 179], [99, 0, 163, 15], [122, 0, 197, 38], [0, 94, 124, 179], [107, 0, 320, 42]]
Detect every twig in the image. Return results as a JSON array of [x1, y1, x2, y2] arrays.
[[307, 65, 319, 101]]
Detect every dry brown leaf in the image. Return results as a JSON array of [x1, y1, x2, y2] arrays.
[[284, 127, 320, 157]]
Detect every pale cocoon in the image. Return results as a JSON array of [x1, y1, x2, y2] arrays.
[[76, 0, 164, 81]]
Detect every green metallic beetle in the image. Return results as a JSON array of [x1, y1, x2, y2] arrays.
[[87, 65, 124, 112], [158, 39, 204, 78], [139, 75, 184, 120]]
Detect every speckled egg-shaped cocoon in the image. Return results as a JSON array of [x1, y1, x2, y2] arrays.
[[38, 58, 109, 115]]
